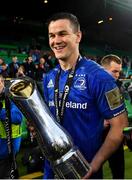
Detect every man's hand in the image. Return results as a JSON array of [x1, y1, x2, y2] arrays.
[[82, 167, 93, 179], [82, 160, 101, 179], [83, 112, 128, 179]]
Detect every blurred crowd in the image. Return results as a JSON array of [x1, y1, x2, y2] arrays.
[[0, 51, 131, 104], [0, 54, 58, 81]]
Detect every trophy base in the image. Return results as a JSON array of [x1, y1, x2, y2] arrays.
[[53, 148, 91, 179]]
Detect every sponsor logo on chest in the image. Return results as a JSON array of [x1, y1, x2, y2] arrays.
[[49, 100, 87, 109]]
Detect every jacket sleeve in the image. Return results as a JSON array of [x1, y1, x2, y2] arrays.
[[10, 101, 23, 124]]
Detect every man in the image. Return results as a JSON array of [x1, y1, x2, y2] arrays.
[[0, 75, 23, 178], [0, 62, 9, 78], [101, 54, 122, 79], [8, 56, 20, 78], [39, 12, 128, 179], [101, 54, 125, 179], [22, 56, 36, 79]]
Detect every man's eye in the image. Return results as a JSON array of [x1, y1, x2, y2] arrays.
[[60, 33, 67, 36], [49, 34, 54, 38], [112, 71, 119, 73]]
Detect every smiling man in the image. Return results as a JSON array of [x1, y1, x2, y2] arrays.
[[41, 13, 128, 179]]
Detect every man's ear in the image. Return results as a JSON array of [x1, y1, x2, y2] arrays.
[[76, 31, 82, 43]]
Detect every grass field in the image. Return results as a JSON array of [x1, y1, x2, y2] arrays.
[[103, 148, 132, 179], [17, 145, 132, 179]]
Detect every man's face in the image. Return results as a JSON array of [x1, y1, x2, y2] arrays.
[[12, 56, 17, 63], [2, 65, 7, 71], [105, 61, 122, 79], [40, 58, 45, 64], [0, 59, 3, 65], [48, 19, 81, 61]]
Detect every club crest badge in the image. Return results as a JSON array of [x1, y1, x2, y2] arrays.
[[74, 77, 86, 90]]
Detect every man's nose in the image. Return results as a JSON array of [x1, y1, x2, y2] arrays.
[[54, 35, 62, 43], [116, 73, 120, 79]]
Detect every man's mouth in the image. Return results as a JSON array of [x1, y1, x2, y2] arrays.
[[54, 45, 65, 50]]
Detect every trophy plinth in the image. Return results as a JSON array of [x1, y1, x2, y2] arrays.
[[53, 148, 90, 179]]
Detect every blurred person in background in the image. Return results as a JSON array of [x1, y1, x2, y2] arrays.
[[0, 62, 9, 78], [0, 75, 23, 178], [16, 65, 26, 78], [0, 58, 5, 73], [127, 74, 132, 104], [8, 56, 21, 78], [35, 56, 50, 98], [101, 54, 125, 179], [35, 56, 50, 81], [23, 56, 36, 79]]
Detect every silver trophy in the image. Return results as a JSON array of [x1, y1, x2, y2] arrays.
[[5, 76, 90, 179]]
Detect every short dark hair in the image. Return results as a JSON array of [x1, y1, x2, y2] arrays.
[[46, 12, 80, 32], [101, 54, 122, 66]]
